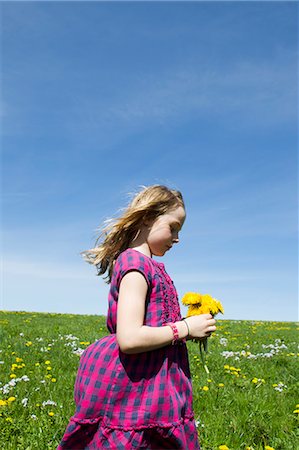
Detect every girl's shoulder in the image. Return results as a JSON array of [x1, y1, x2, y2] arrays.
[[115, 248, 154, 272], [113, 248, 161, 287]]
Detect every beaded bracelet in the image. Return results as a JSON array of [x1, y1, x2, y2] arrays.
[[166, 322, 179, 345]]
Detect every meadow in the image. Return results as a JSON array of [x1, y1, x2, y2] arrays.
[[0, 310, 298, 450]]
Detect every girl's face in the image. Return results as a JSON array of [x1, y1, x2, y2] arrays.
[[146, 206, 186, 257]]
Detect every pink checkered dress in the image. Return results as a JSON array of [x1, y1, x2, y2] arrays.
[[58, 249, 200, 449]]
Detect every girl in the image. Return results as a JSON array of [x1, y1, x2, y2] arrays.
[[58, 185, 216, 450]]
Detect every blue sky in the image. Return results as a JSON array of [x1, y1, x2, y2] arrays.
[[1, 1, 298, 322]]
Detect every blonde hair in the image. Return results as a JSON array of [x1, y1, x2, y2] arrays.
[[81, 185, 185, 283]]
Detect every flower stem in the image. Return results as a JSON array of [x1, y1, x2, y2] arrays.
[[199, 340, 209, 374]]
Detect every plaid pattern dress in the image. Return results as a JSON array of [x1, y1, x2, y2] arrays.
[[58, 249, 200, 450]]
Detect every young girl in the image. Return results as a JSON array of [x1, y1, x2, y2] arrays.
[[58, 185, 216, 450]]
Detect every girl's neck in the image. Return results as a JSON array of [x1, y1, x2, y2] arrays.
[[129, 225, 152, 258], [129, 243, 152, 258]]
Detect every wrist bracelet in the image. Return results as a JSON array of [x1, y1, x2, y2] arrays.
[[166, 322, 179, 345], [182, 318, 190, 337]]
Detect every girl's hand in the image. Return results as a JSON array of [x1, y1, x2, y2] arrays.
[[184, 314, 216, 339]]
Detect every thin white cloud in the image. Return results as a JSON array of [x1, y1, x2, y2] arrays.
[[3, 259, 95, 280]]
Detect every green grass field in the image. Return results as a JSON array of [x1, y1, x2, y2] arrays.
[[0, 311, 298, 450]]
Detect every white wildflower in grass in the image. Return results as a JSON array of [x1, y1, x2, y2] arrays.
[[42, 400, 57, 407], [40, 347, 48, 352], [273, 382, 287, 392], [221, 340, 288, 360], [195, 418, 205, 429], [0, 375, 30, 394], [0, 361, 4, 364], [73, 348, 85, 356], [64, 334, 79, 341], [19, 333, 24, 337], [21, 398, 28, 407], [220, 338, 228, 346], [30, 414, 37, 420]]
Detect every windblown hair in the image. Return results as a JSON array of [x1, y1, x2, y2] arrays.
[[81, 185, 185, 283]]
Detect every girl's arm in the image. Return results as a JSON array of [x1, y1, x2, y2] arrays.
[[116, 271, 215, 354]]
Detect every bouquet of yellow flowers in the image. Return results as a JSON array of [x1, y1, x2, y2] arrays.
[[182, 292, 224, 374]]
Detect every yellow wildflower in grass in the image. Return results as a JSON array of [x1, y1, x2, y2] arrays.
[[45, 360, 51, 365], [51, 378, 57, 383], [48, 411, 55, 417], [15, 357, 23, 363], [181, 291, 224, 374], [7, 397, 16, 403], [25, 341, 32, 346], [264, 447, 275, 450], [5, 417, 13, 423], [35, 363, 40, 367], [293, 409, 299, 414], [46, 366, 52, 371], [219, 446, 229, 450], [0, 400, 8, 406], [10, 374, 16, 379], [218, 383, 224, 387], [202, 386, 209, 391]]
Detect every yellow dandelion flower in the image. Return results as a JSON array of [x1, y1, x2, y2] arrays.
[[0, 400, 8, 406], [293, 409, 299, 414], [5, 417, 13, 423], [296, 404, 299, 408], [45, 360, 51, 365], [224, 364, 230, 370], [51, 378, 57, 383], [15, 357, 23, 363], [7, 397, 16, 403], [216, 300, 224, 314], [219, 446, 229, 450], [46, 366, 52, 371], [25, 341, 32, 346], [10, 374, 16, 379], [181, 292, 202, 306], [202, 386, 209, 391], [48, 411, 54, 417], [181, 291, 224, 373], [218, 383, 224, 387], [264, 446, 275, 450], [186, 305, 203, 317], [35, 363, 40, 367]]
